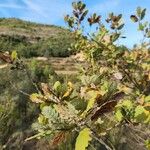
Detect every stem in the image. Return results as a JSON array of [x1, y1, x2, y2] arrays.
[[22, 63, 40, 93], [85, 124, 113, 150]]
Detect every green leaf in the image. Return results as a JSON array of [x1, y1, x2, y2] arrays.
[[109, 12, 114, 18], [67, 102, 78, 115], [115, 109, 123, 122], [145, 96, 150, 103], [53, 81, 61, 91], [117, 24, 124, 30], [42, 106, 58, 120], [122, 100, 133, 110], [145, 139, 150, 150], [30, 93, 44, 103], [101, 81, 109, 95], [11, 50, 17, 61], [138, 23, 145, 31], [136, 7, 142, 18], [141, 8, 146, 20], [111, 33, 120, 42], [130, 15, 138, 22], [38, 115, 48, 125], [80, 10, 88, 21], [86, 98, 96, 112], [147, 31, 150, 38], [72, 2, 77, 10], [75, 128, 92, 150], [134, 106, 149, 123]]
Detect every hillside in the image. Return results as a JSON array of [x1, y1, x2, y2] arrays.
[[0, 18, 74, 57]]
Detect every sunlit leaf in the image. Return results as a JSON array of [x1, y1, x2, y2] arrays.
[[54, 81, 61, 92], [115, 109, 123, 122], [75, 128, 92, 150], [30, 93, 44, 103], [134, 105, 149, 123], [11, 50, 17, 61]]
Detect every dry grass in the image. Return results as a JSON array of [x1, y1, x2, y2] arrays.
[[0, 56, 85, 75]]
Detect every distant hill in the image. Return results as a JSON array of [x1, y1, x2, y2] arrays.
[[0, 18, 74, 57]]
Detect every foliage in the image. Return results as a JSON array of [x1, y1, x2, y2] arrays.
[[75, 128, 92, 150], [0, 1, 150, 150], [0, 18, 75, 57]]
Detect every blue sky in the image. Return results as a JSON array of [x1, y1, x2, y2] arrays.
[[0, 0, 150, 47]]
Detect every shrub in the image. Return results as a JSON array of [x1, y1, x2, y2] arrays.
[[0, 2, 150, 150], [26, 2, 150, 150]]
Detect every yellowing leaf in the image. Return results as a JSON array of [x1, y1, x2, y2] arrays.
[[30, 93, 44, 103], [11, 50, 17, 61], [122, 100, 133, 110], [145, 96, 150, 103], [99, 67, 109, 74], [38, 115, 47, 124], [75, 128, 92, 150], [86, 98, 95, 112], [68, 81, 73, 89], [115, 109, 123, 122], [81, 90, 100, 117], [62, 82, 73, 99], [118, 85, 132, 94]]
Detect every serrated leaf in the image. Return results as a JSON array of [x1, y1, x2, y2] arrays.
[[75, 128, 92, 150]]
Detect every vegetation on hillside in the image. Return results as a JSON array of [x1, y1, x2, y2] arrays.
[[0, 18, 74, 57]]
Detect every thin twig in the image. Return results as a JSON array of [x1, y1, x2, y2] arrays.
[[85, 124, 113, 150], [9, 81, 30, 97]]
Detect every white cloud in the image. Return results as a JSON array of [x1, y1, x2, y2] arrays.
[[0, 0, 72, 24], [22, 0, 48, 18], [19, 0, 72, 24], [0, 4, 23, 9]]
